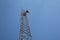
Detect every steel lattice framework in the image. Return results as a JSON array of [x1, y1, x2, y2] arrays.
[[19, 10, 32, 40]]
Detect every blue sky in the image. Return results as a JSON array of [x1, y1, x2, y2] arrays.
[[0, 0, 60, 40]]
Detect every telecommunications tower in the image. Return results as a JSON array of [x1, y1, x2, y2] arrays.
[[19, 10, 32, 40]]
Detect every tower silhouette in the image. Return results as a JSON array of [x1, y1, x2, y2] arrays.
[[19, 10, 32, 40]]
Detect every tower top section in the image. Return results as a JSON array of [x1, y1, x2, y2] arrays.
[[22, 10, 29, 16]]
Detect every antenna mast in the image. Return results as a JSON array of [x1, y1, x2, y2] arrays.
[[19, 10, 32, 40]]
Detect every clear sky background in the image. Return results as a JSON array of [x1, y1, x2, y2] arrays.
[[0, 0, 60, 40]]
